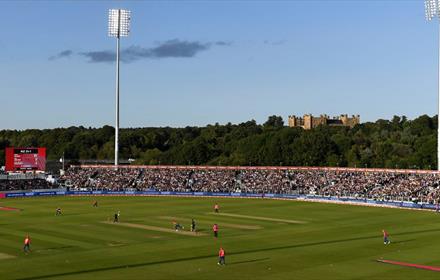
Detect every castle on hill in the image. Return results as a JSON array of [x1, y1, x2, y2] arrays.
[[288, 114, 360, 130]]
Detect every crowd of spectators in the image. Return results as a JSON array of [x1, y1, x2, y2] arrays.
[[60, 167, 440, 204], [0, 178, 56, 191], [1, 166, 438, 204]]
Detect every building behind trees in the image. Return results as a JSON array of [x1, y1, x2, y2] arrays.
[[288, 114, 360, 130]]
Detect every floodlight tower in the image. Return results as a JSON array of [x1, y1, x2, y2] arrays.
[[425, 0, 440, 170], [108, 9, 131, 167]]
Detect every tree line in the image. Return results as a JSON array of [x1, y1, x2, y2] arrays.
[[0, 115, 437, 169]]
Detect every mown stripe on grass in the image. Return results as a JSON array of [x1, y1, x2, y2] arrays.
[[25, 227, 107, 249], [207, 212, 307, 224], [34, 224, 136, 246], [100, 221, 207, 236], [0, 252, 16, 259], [0, 228, 93, 249]]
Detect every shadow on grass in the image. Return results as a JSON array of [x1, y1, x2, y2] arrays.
[[53, 213, 84, 217], [125, 219, 145, 223], [43, 246, 76, 250], [228, 258, 270, 266], [35, 246, 77, 254], [17, 228, 440, 280], [390, 239, 416, 244]]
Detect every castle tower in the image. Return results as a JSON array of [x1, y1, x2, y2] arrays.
[[340, 114, 348, 125], [288, 115, 297, 127], [303, 114, 313, 130]]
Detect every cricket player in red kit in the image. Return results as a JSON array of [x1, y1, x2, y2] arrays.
[[23, 235, 31, 253], [213, 224, 219, 238], [382, 229, 390, 244], [218, 247, 226, 265]]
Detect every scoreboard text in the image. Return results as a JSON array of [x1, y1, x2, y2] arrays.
[[5, 147, 46, 172]]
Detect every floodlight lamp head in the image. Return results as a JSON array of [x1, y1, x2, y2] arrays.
[[426, 0, 440, 21], [108, 9, 131, 37]]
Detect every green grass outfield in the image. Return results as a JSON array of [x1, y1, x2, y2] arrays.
[[1, 196, 440, 280]]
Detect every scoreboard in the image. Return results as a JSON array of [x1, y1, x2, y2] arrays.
[[5, 147, 46, 172]]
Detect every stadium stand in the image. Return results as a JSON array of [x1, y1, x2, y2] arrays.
[[60, 166, 440, 204], [0, 178, 56, 191]]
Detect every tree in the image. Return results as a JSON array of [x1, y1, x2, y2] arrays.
[[0, 114, 436, 169], [264, 115, 284, 129]]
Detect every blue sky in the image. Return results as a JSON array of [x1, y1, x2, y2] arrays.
[[0, 0, 437, 129]]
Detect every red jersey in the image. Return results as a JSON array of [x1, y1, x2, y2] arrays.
[[24, 237, 30, 245], [383, 231, 388, 238], [213, 224, 218, 232], [219, 248, 225, 257]]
